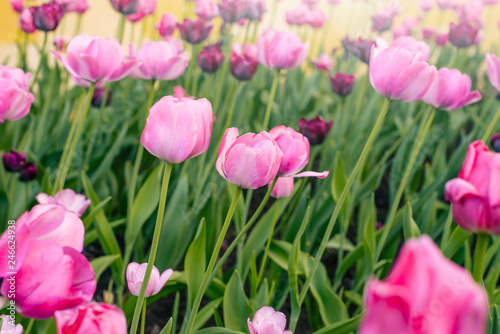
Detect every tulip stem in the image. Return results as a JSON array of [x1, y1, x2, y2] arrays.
[[263, 69, 280, 130], [183, 186, 242, 334], [297, 98, 391, 306], [117, 15, 126, 44], [141, 299, 147, 334], [30, 32, 48, 91], [481, 104, 500, 142], [375, 106, 436, 260], [256, 200, 281, 288], [473, 233, 490, 283], [130, 162, 173, 334], [24, 318, 35, 334]]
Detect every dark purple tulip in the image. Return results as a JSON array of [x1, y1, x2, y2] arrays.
[[19, 162, 38, 182], [330, 73, 355, 97], [2, 150, 26, 172], [109, 0, 140, 15], [198, 43, 225, 73], [448, 22, 479, 48], [371, 10, 393, 33], [342, 37, 374, 64], [298, 116, 333, 145], [491, 134, 500, 153], [91, 88, 113, 108], [177, 18, 213, 44], [32, 1, 65, 32], [217, 0, 248, 23], [230, 43, 259, 81]]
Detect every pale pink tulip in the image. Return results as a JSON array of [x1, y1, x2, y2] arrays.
[[308, 7, 327, 29], [486, 53, 500, 91], [56, 302, 127, 334], [126, 0, 157, 22], [312, 53, 335, 72], [246, 0, 266, 21], [257, 29, 309, 70], [436, 0, 453, 10], [0, 315, 22, 334], [270, 177, 294, 199], [248, 306, 292, 334], [420, 0, 432, 11], [195, 0, 219, 19], [391, 36, 431, 61], [0, 66, 34, 124], [36, 189, 91, 217], [155, 13, 177, 37], [9, 0, 23, 13], [65, 0, 90, 14], [218, 0, 248, 23], [126, 262, 173, 297], [286, 4, 309, 27]]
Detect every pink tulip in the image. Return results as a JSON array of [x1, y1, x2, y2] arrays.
[[360, 235, 488, 334], [422, 27, 435, 40], [53, 36, 69, 52], [330, 72, 355, 97], [65, 0, 90, 14], [0, 66, 35, 124], [270, 177, 294, 199], [126, 0, 157, 22], [420, 0, 432, 11], [298, 116, 332, 145], [155, 13, 177, 37], [245, 0, 266, 21], [248, 306, 292, 334], [391, 36, 431, 62], [448, 22, 479, 48], [173, 85, 192, 99], [216, 128, 283, 189], [36, 189, 91, 217], [218, 0, 248, 23], [32, 1, 65, 32], [436, 0, 453, 10], [369, 46, 437, 102], [177, 18, 213, 44], [55, 302, 127, 334], [286, 4, 309, 27], [302, 0, 319, 6], [109, 0, 139, 14], [308, 7, 327, 29], [371, 10, 393, 33], [457, 0, 484, 26], [19, 8, 36, 34], [257, 29, 309, 70], [52, 34, 140, 84], [195, 0, 219, 19], [198, 43, 225, 73], [126, 262, 173, 297], [9, 0, 23, 13], [230, 43, 259, 81], [436, 32, 449, 46], [0, 315, 22, 334], [141, 96, 212, 163], [423, 68, 481, 110], [342, 37, 375, 64], [486, 53, 500, 91], [312, 53, 335, 72], [445, 141, 500, 234], [129, 40, 188, 80]]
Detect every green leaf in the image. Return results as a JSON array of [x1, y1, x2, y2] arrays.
[[159, 318, 173, 334], [363, 203, 376, 278], [326, 235, 355, 252], [488, 305, 500, 334], [194, 329, 245, 334], [331, 151, 347, 202], [223, 271, 253, 332], [403, 202, 420, 240], [193, 298, 222, 331], [185, 219, 207, 307], [443, 226, 471, 258], [90, 254, 120, 284], [312, 312, 365, 334], [82, 196, 112, 230]]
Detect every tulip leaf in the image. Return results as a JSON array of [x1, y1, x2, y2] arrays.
[[185, 219, 207, 307], [193, 298, 222, 331], [90, 254, 120, 284], [82, 196, 112, 230], [443, 226, 471, 259], [403, 202, 420, 240], [311, 312, 365, 334], [223, 271, 253, 332], [159, 318, 173, 334], [194, 329, 245, 334]]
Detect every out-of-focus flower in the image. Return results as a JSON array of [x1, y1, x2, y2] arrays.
[[53, 36, 69, 52], [55, 302, 127, 334], [312, 53, 335, 72], [0, 315, 22, 334], [109, 0, 140, 15], [130, 40, 189, 80], [218, 0, 248, 23], [141, 96, 212, 163], [126, 0, 157, 22], [53, 34, 140, 84], [19, 8, 36, 34], [230, 43, 259, 81], [445, 141, 500, 235], [436, 0, 453, 10], [286, 4, 309, 26], [423, 68, 481, 110], [91, 87, 113, 107], [371, 10, 393, 33], [195, 0, 219, 19], [298, 116, 332, 145], [448, 22, 479, 48], [330, 72, 355, 97], [342, 37, 374, 64], [369, 46, 437, 102], [173, 85, 191, 99], [360, 235, 488, 333], [19, 162, 37, 182], [36, 189, 91, 217], [248, 306, 292, 334], [198, 43, 225, 73], [177, 18, 213, 44], [257, 29, 309, 70], [420, 0, 432, 11], [2, 150, 26, 172], [422, 27, 435, 39], [31, 1, 65, 32], [216, 128, 283, 189], [391, 36, 431, 61], [155, 13, 177, 37], [270, 177, 294, 199], [0, 66, 35, 124], [302, 0, 319, 6], [308, 7, 327, 29], [486, 53, 500, 92], [65, 0, 90, 14], [9, 0, 23, 13], [456, 0, 484, 26], [126, 262, 173, 297], [436, 32, 449, 46], [327, 0, 341, 4], [245, 0, 266, 21], [491, 133, 500, 152]]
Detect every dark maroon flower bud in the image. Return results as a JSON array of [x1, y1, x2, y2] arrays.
[[230, 43, 258, 81], [376, 221, 383, 230], [329, 72, 355, 97], [218, 0, 248, 23], [342, 37, 374, 64], [298, 116, 333, 145], [91, 88, 113, 107], [448, 22, 479, 48], [32, 1, 65, 32], [177, 18, 213, 44], [491, 134, 500, 152], [19, 162, 38, 182], [198, 43, 225, 73], [109, 0, 140, 15], [2, 150, 26, 172]]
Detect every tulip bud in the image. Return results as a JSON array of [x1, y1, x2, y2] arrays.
[[91, 87, 113, 107], [435, 32, 449, 46], [286, 5, 309, 27], [155, 13, 177, 37], [126, 262, 173, 297], [312, 53, 335, 72], [19, 162, 37, 182], [19, 8, 36, 34], [420, 0, 432, 11], [109, 0, 140, 14], [230, 43, 259, 81], [177, 18, 213, 44], [198, 43, 225, 73], [422, 27, 435, 40], [9, 0, 23, 13], [218, 0, 248, 23], [298, 116, 332, 145], [308, 7, 327, 29], [329, 72, 355, 97], [257, 29, 309, 70], [64, 0, 90, 14], [126, 0, 158, 23], [36, 189, 91, 217], [245, 0, 266, 21], [2, 150, 26, 172], [270, 177, 294, 199], [195, 0, 219, 20], [248, 306, 292, 334], [491, 134, 500, 152], [448, 22, 479, 48], [32, 2, 65, 32]]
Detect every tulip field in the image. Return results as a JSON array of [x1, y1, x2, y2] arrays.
[[2, 0, 500, 333]]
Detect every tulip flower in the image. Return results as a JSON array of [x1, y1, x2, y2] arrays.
[[360, 235, 488, 334], [177, 18, 213, 44], [126, 262, 173, 297], [286, 5, 309, 27], [298, 116, 332, 145], [491, 133, 500, 152], [422, 27, 435, 40], [245, 0, 266, 21], [257, 29, 309, 70], [308, 7, 327, 29], [195, 0, 219, 19], [391, 36, 431, 62], [436, 0, 453, 10], [19, 8, 36, 34], [2, 150, 26, 172], [55, 302, 127, 334], [448, 22, 479, 48], [198, 43, 225, 73], [53, 36, 69, 52], [141, 96, 212, 164], [126, 0, 157, 22], [91, 87, 113, 107], [230, 43, 259, 81], [18, 162, 37, 182], [218, 0, 248, 23], [216, 128, 283, 189], [36, 189, 91, 217], [64, 0, 90, 14], [486, 53, 500, 92], [445, 141, 500, 234], [303, 0, 319, 5], [52, 34, 140, 84], [129, 40, 189, 80], [248, 306, 292, 334], [270, 177, 294, 199], [109, 0, 140, 14], [155, 13, 177, 37], [312, 53, 335, 72], [9, 0, 23, 13], [423, 68, 481, 110], [330, 73, 355, 97], [369, 46, 437, 102], [0, 66, 35, 124], [0, 315, 22, 334], [342, 37, 374, 64], [456, 0, 484, 26], [436, 32, 449, 46], [420, 0, 432, 11], [31, 1, 65, 32], [371, 10, 393, 33]]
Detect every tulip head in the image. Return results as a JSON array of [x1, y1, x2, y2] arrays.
[[486, 53, 500, 92], [19, 8, 36, 34], [257, 29, 309, 70], [56, 302, 127, 334], [126, 262, 173, 297], [230, 43, 259, 81], [0, 66, 35, 124], [312, 53, 335, 72], [19, 162, 37, 182], [156, 13, 177, 37], [329, 72, 355, 97], [298, 116, 332, 145], [448, 22, 479, 48], [177, 18, 213, 44], [32, 1, 65, 32], [109, 0, 140, 14], [270, 177, 294, 199], [195, 0, 219, 19], [36, 189, 91, 217], [269, 126, 310, 177], [248, 306, 292, 334], [217, 0, 248, 23], [3, 150, 26, 172], [198, 43, 225, 73]]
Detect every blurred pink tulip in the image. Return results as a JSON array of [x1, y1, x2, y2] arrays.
[[65, 0, 90, 14], [270, 177, 294, 199], [371, 10, 393, 33], [312, 53, 335, 72], [342, 37, 375, 64], [141, 96, 212, 163], [302, 0, 319, 6], [308, 7, 327, 29], [436, 32, 449, 46], [216, 128, 283, 189], [130, 40, 189, 80], [9, 0, 23, 13], [360, 235, 488, 334], [445, 141, 500, 234], [230, 43, 259, 81], [422, 27, 435, 40], [0, 315, 22, 334], [330, 72, 355, 97], [423, 68, 481, 110], [32, 1, 65, 32], [257, 29, 309, 70], [248, 306, 292, 334], [52, 34, 140, 83], [391, 36, 431, 61], [19, 8, 36, 34], [195, 0, 219, 19], [448, 22, 479, 48], [0, 66, 34, 124], [109, 0, 139, 14], [173, 85, 192, 99], [298, 116, 332, 145], [286, 5, 309, 27], [486, 53, 500, 91], [436, 0, 453, 10], [457, 0, 484, 26], [56, 302, 127, 334], [218, 0, 248, 23], [420, 0, 432, 11], [126, 0, 157, 22], [246, 0, 266, 21], [369, 46, 437, 102], [126, 262, 173, 297], [177, 18, 213, 44], [155, 13, 177, 37], [198, 43, 225, 73], [36, 189, 90, 217], [53, 36, 69, 52]]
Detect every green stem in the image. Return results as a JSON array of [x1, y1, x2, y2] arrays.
[[242, 21, 251, 46], [482, 104, 500, 142], [74, 14, 83, 36], [472, 233, 490, 283], [183, 187, 242, 334], [129, 162, 173, 334], [256, 200, 281, 288], [34, 62, 58, 152], [298, 98, 391, 305], [24, 318, 35, 334], [262, 70, 280, 130], [141, 299, 147, 334], [117, 15, 126, 44], [30, 32, 48, 91], [222, 82, 243, 131]]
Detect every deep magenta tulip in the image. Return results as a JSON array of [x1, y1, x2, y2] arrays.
[[360, 236, 488, 334], [330, 72, 355, 97], [230, 43, 259, 81], [32, 1, 65, 32], [198, 43, 224, 73], [2, 150, 26, 172], [423, 68, 481, 110], [177, 18, 213, 44], [55, 302, 127, 334], [109, 0, 139, 14], [53, 34, 140, 84], [369, 46, 436, 102], [248, 306, 292, 334], [448, 22, 479, 48], [155, 13, 177, 37], [0, 66, 34, 124], [445, 141, 500, 235], [422, 27, 435, 40], [126, 0, 157, 22], [217, 0, 248, 23], [91, 87, 113, 107], [126, 262, 173, 297], [491, 134, 500, 152], [9, 0, 23, 13], [141, 96, 212, 163], [312, 53, 335, 72], [18, 162, 37, 182], [216, 128, 283, 189], [36, 189, 91, 217], [486, 53, 500, 92], [19, 8, 36, 34], [298, 116, 332, 145], [270, 177, 294, 199], [257, 29, 309, 70]]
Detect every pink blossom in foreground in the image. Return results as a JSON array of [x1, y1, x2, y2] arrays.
[[248, 306, 292, 334], [56, 302, 127, 334], [0, 66, 35, 124]]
